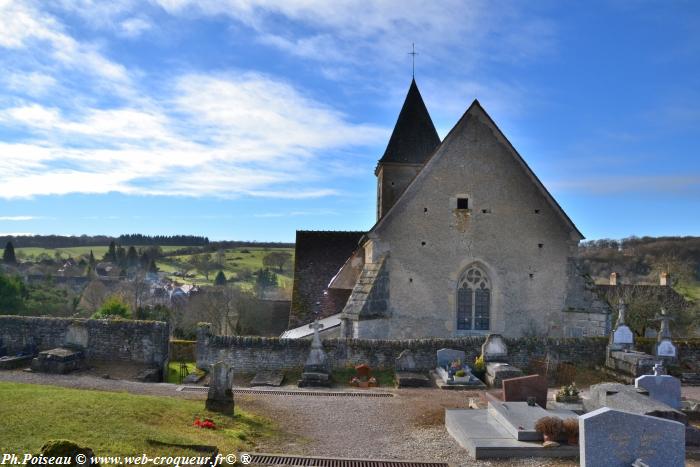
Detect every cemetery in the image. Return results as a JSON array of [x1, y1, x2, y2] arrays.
[[0, 304, 700, 466]]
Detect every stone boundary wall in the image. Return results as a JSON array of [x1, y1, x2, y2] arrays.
[[0, 316, 169, 366], [170, 339, 196, 362], [196, 323, 610, 372], [635, 337, 700, 367]]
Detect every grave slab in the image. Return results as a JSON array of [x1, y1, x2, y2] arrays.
[[579, 407, 685, 467], [250, 371, 285, 387], [396, 372, 431, 388], [584, 383, 687, 425], [445, 409, 578, 459], [487, 400, 578, 441]]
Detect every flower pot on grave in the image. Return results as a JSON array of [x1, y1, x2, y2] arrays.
[[453, 376, 470, 384]]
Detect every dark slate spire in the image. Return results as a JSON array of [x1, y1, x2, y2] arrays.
[[379, 79, 440, 165]]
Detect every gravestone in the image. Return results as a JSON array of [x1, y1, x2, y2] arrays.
[[395, 349, 430, 388], [437, 348, 466, 369], [635, 364, 681, 409], [205, 361, 234, 414], [481, 334, 508, 362], [298, 320, 331, 387], [502, 374, 548, 408], [579, 407, 685, 467]]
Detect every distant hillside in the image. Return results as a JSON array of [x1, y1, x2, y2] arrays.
[[578, 236, 700, 300]]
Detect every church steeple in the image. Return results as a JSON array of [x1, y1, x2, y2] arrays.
[[379, 79, 440, 165], [376, 79, 440, 219]]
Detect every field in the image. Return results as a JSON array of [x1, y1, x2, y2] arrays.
[[157, 247, 294, 289], [0, 382, 276, 459], [676, 280, 700, 301], [15, 245, 295, 290], [16, 245, 189, 260]]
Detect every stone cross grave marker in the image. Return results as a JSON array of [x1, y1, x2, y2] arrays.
[[610, 300, 634, 349], [206, 361, 234, 414], [651, 308, 677, 359], [579, 407, 685, 467]]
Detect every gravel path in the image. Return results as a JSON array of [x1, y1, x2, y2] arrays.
[[2, 370, 699, 466]]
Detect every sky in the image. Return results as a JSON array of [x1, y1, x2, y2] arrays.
[[0, 1, 698, 242]]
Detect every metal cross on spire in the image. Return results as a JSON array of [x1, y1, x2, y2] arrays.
[[408, 43, 418, 78]]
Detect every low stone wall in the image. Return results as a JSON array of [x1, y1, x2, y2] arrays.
[[196, 323, 610, 372], [635, 337, 700, 368], [0, 316, 169, 367], [170, 339, 196, 362]]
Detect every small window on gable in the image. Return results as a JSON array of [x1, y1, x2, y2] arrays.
[[457, 198, 469, 210]]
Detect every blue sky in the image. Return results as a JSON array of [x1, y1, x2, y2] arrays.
[[0, 1, 698, 242]]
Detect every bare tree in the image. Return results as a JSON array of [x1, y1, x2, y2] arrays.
[[79, 280, 108, 314], [262, 251, 292, 273]]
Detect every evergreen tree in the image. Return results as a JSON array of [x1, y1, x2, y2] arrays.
[[3, 241, 16, 264], [214, 270, 227, 286], [116, 246, 126, 268], [139, 251, 150, 270], [126, 246, 138, 268], [0, 273, 26, 314], [104, 241, 117, 262]]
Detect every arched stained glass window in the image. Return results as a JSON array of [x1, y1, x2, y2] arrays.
[[457, 265, 490, 331]]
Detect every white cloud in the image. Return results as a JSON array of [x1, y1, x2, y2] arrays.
[[119, 17, 153, 37], [4, 72, 57, 97], [0, 216, 38, 221], [0, 0, 130, 88], [0, 72, 385, 199]]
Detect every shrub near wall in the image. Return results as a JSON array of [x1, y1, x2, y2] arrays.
[[196, 323, 610, 372]]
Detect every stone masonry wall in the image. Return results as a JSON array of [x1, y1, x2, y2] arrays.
[[0, 316, 169, 366], [196, 323, 609, 372]]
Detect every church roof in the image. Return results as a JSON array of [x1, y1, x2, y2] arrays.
[[369, 99, 585, 240], [378, 79, 441, 165], [288, 230, 365, 329]]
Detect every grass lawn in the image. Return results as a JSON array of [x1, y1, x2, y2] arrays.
[[166, 361, 204, 384], [676, 280, 700, 301], [0, 382, 276, 459]]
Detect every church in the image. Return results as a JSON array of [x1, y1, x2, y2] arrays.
[[288, 80, 610, 339]]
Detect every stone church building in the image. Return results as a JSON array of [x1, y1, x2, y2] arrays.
[[289, 80, 610, 339]]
